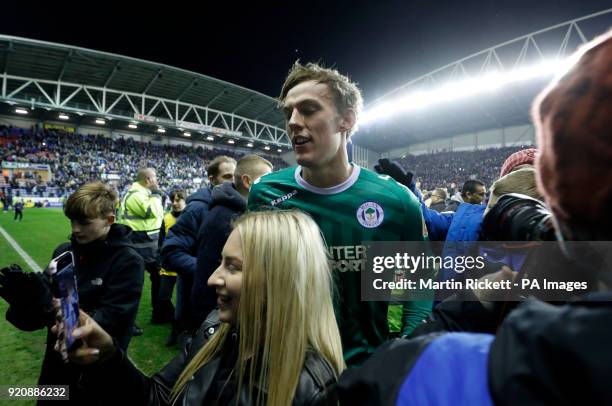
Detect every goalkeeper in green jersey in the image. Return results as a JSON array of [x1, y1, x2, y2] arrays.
[[248, 62, 432, 366]]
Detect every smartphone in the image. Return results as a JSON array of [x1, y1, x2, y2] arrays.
[[47, 251, 80, 358]]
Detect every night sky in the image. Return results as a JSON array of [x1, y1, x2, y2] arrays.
[[2, 1, 610, 104]]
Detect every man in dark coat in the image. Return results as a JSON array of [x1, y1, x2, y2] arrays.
[[161, 156, 236, 279], [160, 156, 235, 328], [190, 155, 272, 332]]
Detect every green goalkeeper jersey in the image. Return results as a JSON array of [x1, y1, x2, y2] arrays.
[[248, 165, 432, 366]]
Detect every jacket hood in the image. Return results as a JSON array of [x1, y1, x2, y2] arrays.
[[210, 182, 246, 212], [71, 223, 135, 253], [186, 187, 213, 205]]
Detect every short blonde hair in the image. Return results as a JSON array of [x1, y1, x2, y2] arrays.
[[64, 182, 118, 221], [279, 61, 363, 136], [234, 154, 273, 192], [432, 188, 448, 200]]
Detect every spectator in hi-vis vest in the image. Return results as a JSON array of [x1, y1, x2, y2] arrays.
[[118, 168, 164, 334]]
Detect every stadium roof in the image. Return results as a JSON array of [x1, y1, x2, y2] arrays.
[[0, 35, 289, 148], [354, 7, 612, 152]]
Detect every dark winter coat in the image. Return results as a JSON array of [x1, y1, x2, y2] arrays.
[[191, 182, 246, 326]]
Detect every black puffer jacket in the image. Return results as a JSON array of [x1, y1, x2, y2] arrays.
[[82, 310, 338, 405], [6, 223, 144, 405]]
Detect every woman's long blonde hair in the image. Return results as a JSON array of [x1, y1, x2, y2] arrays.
[[172, 210, 345, 405]]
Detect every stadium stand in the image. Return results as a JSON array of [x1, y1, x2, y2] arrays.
[[397, 146, 532, 192], [0, 125, 287, 198], [1, 121, 532, 201]]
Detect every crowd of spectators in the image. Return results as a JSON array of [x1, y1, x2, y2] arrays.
[[0, 125, 287, 198], [1, 124, 535, 200], [397, 146, 533, 192]]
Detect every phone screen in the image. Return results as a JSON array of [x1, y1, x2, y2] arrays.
[[52, 253, 80, 350]]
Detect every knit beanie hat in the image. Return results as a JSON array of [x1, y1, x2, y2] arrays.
[[500, 148, 537, 178]]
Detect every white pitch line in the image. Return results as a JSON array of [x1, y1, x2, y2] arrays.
[[0, 225, 43, 273]]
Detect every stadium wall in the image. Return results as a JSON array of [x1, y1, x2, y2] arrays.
[[78, 125, 113, 138], [386, 124, 536, 157]]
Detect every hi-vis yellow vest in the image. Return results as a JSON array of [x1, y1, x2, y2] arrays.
[[163, 211, 178, 233], [160, 211, 179, 277], [118, 182, 163, 234]]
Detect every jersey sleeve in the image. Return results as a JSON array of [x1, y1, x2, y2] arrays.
[[247, 180, 269, 211], [396, 184, 428, 242], [396, 183, 434, 334], [401, 299, 434, 336]]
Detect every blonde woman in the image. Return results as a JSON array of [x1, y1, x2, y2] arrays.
[[55, 210, 344, 406]]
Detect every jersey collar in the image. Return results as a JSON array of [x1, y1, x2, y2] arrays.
[[294, 164, 361, 195]]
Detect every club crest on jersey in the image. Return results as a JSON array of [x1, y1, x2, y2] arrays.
[[356, 202, 384, 228]]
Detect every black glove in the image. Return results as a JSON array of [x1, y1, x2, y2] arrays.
[[0, 264, 51, 308], [374, 158, 414, 188]]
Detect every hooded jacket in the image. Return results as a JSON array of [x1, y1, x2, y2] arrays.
[[161, 187, 212, 277], [6, 223, 144, 405], [191, 182, 246, 326]]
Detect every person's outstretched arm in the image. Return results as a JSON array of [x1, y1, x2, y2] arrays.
[[63, 310, 217, 405]]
